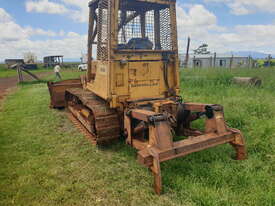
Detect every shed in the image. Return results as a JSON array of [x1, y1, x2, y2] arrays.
[[5, 59, 24, 69], [43, 55, 64, 68], [180, 53, 254, 69]]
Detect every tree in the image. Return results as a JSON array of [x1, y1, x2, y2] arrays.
[[194, 44, 211, 55], [23, 52, 37, 64]]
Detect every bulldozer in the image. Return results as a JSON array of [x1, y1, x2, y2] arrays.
[[48, 0, 246, 194]]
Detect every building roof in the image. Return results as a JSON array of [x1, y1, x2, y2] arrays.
[[5, 59, 24, 61], [179, 53, 250, 59], [89, 0, 176, 7], [43, 55, 63, 58]]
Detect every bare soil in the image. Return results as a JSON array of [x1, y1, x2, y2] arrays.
[[0, 71, 52, 102]]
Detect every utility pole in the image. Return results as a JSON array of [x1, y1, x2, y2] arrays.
[[184, 36, 191, 68]]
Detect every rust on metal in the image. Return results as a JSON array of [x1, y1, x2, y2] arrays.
[[124, 103, 246, 194], [65, 88, 120, 144], [67, 112, 97, 145], [47, 0, 247, 195], [47, 79, 82, 108]]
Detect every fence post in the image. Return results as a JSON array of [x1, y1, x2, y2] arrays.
[[248, 56, 251, 68], [213, 52, 216, 68], [268, 55, 272, 67], [229, 55, 234, 69], [17, 65, 23, 83]]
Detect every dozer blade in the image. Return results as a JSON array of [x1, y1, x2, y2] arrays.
[[47, 79, 82, 108]]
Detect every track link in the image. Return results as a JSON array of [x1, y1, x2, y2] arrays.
[[67, 112, 97, 145], [65, 88, 121, 144]]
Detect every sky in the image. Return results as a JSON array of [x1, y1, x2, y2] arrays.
[[0, 0, 275, 61]]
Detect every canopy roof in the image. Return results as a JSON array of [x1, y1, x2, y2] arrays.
[[89, 0, 176, 8]]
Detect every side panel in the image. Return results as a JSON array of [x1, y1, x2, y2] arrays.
[[87, 61, 110, 100], [112, 61, 129, 96], [110, 59, 179, 102], [128, 61, 162, 99], [87, 58, 179, 107]]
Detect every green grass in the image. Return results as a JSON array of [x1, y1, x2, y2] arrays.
[[257, 59, 275, 67], [43, 70, 85, 82], [0, 68, 274, 206], [0, 64, 18, 78], [0, 64, 80, 78], [0, 64, 49, 78]]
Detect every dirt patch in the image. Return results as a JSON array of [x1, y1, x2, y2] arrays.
[[0, 71, 52, 104]]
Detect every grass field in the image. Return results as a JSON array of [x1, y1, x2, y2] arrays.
[[257, 59, 275, 67], [0, 64, 79, 78], [0, 64, 51, 78], [0, 68, 274, 206]]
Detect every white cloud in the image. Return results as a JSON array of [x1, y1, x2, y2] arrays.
[[232, 24, 275, 47], [0, 8, 86, 61], [0, 35, 87, 60], [177, 4, 217, 27], [177, 4, 275, 54], [0, 8, 13, 23], [177, 4, 227, 34], [0, 8, 29, 42], [25, 0, 90, 22], [204, 0, 275, 15], [61, 0, 89, 22], [2, 3, 275, 62], [0, 8, 59, 44], [0, 8, 65, 43], [67, 31, 81, 38], [24, 27, 58, 37], [176, 4, 227, 52], [26, 0, 69, 14]]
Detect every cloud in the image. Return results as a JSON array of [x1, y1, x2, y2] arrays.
[[67, 31, 81, 38], [204, 0, 275, 15], [0, 35, 87, 61], [176, 4, 226, 36], [232, 24, 275, 47], [0, 8, 29, 42], [0, 8, 86, 61], [0, 8, 65, 43], [177, 4, 217, 27], [2, 3, 275, 62], [25, 0, 90, 22], [0, 9, 58, 43], [0, 8, 13, 23], [61, 0, 90, 22], [24, 27, 66, 37], [26, 0, 69, 14], [176, 4, 227, 52], [176, 4, 275, 54]]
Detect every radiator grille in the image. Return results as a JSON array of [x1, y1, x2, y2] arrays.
[[97, 0, 110, 60]]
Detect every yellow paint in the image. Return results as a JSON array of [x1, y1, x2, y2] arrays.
[[86, 0, 180, 109]]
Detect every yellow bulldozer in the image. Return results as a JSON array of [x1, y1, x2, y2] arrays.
[[48, 0, 246, 194]]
